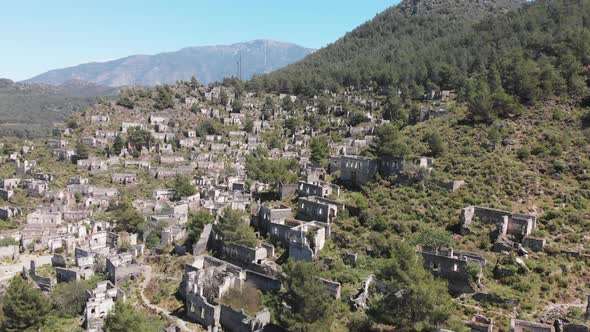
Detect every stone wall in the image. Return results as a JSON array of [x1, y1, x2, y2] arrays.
[[298, 181, 329, 198], [0, 245, 19, 260], [257, 205, 292, 236], [289, 240, 314, 262], [278, 183, 298, 199], [338, 156, 379, 186], [185, 292, 220, 329], [219, 304, 271, 332], [319, 278, 341, 299], [221, 243, 268, 266], [27, 261, 54, 291], [56, 267, 80, 283], [51, 254, 67, 267], [522, 237, 545, 252], [419, 248, 486, 294], [245, 270, 281, 293], [510, 319, 554, 332], [461, 206, 537, 241], [192, 223, 213, 255], [297, 197, 336, 224]]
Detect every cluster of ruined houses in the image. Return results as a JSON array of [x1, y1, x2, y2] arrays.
[[17, 219, 140, 330], [175, 167, 352, 331], [0, 84, 586, 331]]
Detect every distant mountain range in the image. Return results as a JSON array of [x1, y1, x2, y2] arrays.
[[25, 40, 315, 87]]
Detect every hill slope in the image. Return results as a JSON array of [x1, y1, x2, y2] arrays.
[[0, 79, 115, 138], [26, 40, 315, 87], [255, 0, 590, 99]]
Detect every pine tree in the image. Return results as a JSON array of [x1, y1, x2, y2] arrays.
[[371, 123, 409, 160], [104, 302, 164, 332], [172, 175, 196, 201], [2, 276, 51, 332], [75, 140, 89, 161], [112, 135, 125, 155], [368, 242, 453, 331], [278, 260, 333, 331], [424, 131, 445, 157], [310, 136, 329, 166]]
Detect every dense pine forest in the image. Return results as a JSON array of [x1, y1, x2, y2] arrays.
[[253, 0, 590, 114]]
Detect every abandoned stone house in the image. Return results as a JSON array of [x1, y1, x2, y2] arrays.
[[465, 314, 494, 332], [297, 196, 338, 225], [16, 159, 36, 175], [298, 180, 339, 198], [218, 242, 275, 267], [2, 178, 21, 190], [0, 239, 19, 259], [81, 136, 99, 147], [77, 158, 108, 172], [120, 122, 145, 133], [0, 207, 21, 220], [124, 160, 151, 170], [67, 176, 89, 185], [95, 130, 117, 140], [150, 213, 188, 229], [22, 179, 49, 197], [256, 203, 292, 237], [151, 165, 194, 179], [63, 209, 92, 223], [160, 225, 186, 246], [286, 221, 327, 262], [106, 253, 142, 284], [111, 173, 138, 185], [0, 188, 13, 200], [27, 208, 62, 225], [149, 115, 169, 125], [209, 142, 227, 153], [461, 206, 537, 242], [337, 155, 433, 186], [91, 187, 119, 200], [510, 318, 554, 332], [337, 156, 379, 186], [47, 139, 68, 149], [156, 143, 174, 154], [88, 231, 118, 252], [24, 260, 54, 291], [32, 172, 56, 182], [179, 138, 196, 148], [154, 189, 176, 201], [53, 149, 76, 162], [85, 281, 125, 332], [418, 247, 486, 294], [180, 255, 273, 332], [91, 115, 110, 123]]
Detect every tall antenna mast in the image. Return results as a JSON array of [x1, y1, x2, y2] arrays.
[[239, 50, 242, 80]]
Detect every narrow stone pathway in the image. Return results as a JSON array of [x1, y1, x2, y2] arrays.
[[139, 265, 196, 332]]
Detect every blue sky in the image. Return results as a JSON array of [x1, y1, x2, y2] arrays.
[[1, 1, 397, 81]]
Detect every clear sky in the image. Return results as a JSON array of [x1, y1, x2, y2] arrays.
[[1, 1, 398, 81]]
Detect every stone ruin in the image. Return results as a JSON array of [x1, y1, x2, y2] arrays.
[[179, 255, 274, 332], [460, 206, 545, 252], [418, 247, 486, 294], [85, 280, 126, 332]]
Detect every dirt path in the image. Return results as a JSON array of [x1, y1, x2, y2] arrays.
[[139, 265, 197, 332], [0, 254, 53, 284]]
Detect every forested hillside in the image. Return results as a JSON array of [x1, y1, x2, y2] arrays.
[[254, 0, 590, 111], [0, 79, 117, 138]]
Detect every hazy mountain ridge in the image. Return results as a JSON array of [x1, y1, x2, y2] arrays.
[[26, 40, 315, 87]]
